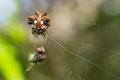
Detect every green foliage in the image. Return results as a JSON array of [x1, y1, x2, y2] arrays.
[[0, 35, 25, 80], [0, 0, 26, 80]]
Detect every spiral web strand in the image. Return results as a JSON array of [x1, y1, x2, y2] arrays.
[[48, 35, 120, 80], [65, 71, 83, 80]]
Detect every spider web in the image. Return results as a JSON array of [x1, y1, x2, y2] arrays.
[[22, 0, 120, 80]]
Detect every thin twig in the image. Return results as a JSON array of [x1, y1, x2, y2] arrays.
[[65, 71, 72, 80], [24, 63, 36, 74]]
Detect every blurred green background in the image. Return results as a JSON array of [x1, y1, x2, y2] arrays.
[[1, 0, 120, 80]]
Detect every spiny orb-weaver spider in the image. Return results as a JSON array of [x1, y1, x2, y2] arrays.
[[28, 11, 50, 38]]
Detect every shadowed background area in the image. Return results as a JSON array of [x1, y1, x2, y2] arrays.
[[1, 0, 120, 80]]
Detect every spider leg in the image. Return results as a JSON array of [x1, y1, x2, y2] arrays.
[[32, 28, 38, 38], [46, 29, 49, 36], [32, 31, 38, 38], [42, 29, 49, 39], [43, 33, 46, 39]]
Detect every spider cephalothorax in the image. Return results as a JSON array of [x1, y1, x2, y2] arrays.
[[28, 11, 50, 38]]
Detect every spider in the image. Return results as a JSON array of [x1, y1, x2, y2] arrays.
[[28, 11, 50, 38]]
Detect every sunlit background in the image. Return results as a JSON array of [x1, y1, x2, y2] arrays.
[[1, 0, 120, 80]]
